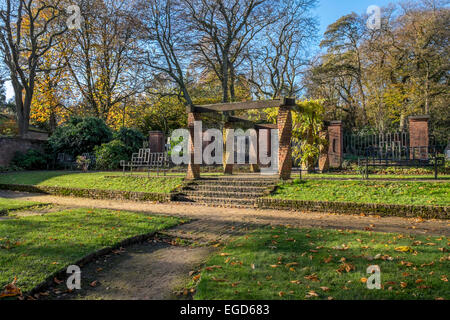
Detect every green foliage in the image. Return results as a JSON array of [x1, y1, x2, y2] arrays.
[[48, 117, 112, 156], [94, 140, 130, 170], [11, 149, 49, 170], [113, 127, 145, 153]]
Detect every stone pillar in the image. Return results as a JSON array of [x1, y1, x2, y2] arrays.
[[148, 131, 165, 152], [318, 129, 330, 172], [277, 106, 292, 180], [327, 121, 343, 168], [186, 112, 201, 180], [223, 122, 234, 175], [409, 115, 429, 160]]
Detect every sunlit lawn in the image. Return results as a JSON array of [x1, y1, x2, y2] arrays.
[[271, 179, 450, 206], [0, 208, 182, 294], [195, 226, 450, 300], [0, 171, 184, 193], [0, 198, 43, 215]]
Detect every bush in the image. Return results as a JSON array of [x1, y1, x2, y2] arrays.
[[94, 140, 130, 170], [113, 127, 145, 155], [11, 149, 49, 170], [48, 117, 112, 156]]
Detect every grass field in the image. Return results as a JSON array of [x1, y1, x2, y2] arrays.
[[299, 173, 450, 180], [195, 226, 450, 300], [0, 208, 181, 294], [0, 171, 184, 193], [0, 198, 44, 215], [271, 179, 450, 206]]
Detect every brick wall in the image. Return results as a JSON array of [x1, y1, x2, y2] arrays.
[[0, 137, 45, 167], [409, 115, 429, 160], [148, 131, 165, 153], [327, 121, 343, 168]]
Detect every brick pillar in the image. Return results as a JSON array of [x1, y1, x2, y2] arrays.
[[186, 112, 201, 180], [409, 115, 429, 160], [327, 121, 343, 168], [223, 122, 234, 175], [318, 129, 330, 172], [148, 131, 165, 152], [277, 106, 292, 180]]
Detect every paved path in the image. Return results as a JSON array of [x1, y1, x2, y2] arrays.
[[1, 190, 449, 237]]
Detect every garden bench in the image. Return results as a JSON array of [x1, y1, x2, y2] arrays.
[[120, 149, 171, 176], [358, 146, 445, 179], [56, 153, 75, 170]]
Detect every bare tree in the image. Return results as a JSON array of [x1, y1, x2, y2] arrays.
[[248, 0, 318, 99], [136, 0, 194, 106], [65, 0, 142, 121], [0, 0, 67, 136], [184, 0, 275, 103]]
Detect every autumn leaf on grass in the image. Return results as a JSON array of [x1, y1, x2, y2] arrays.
[[441, 275, 448, 282], [323, 256, 332, 263], [336, 263, 355, 274], [205, 265, 222, 271], [360, 278, 368, 283], [0, 277, 22, 298], [395, 246, 414, 253], [304, 274, 319, 282], [211, 277, 227, 282], [400, 282, 408, 288], [220, 253, 231, 256], [54, 277, 63, 285], [89, 280, 98, 287], [290, 280, 301, 284], [421, 261, 435, 267], [305, 290, 319, 298], [320, 287, 330, 292], [192, 275, 201, 282], [285, 262, 299, 268]]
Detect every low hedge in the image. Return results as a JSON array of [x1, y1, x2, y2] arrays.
[[257, 198, 449, 220], [0, 184, 172, 202]]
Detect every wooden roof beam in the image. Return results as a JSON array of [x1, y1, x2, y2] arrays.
[[187, 97, 296, 113]]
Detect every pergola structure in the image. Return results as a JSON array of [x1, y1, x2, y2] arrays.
[[186, 97, 296, 180]]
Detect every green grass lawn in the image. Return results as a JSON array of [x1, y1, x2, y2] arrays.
[[0, 171, 184, 193], [300, 173, 450, 180], [0, 198, 43, 215], [0, 208, 181, 294], [194, 226, 449, 300], [271, 179, 450, 206]]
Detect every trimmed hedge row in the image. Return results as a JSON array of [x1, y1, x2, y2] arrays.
[[257, 198, 449, 220], [0, 184, 172, 202]]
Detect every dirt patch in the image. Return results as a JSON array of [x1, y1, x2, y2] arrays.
[[43, 240, 213, 300]]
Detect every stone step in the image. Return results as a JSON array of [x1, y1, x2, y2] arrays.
[[193, 179, 277, 187], [185, 184, 270, 193], [179, 190, 264, 199], [174, 195, 258, 207]]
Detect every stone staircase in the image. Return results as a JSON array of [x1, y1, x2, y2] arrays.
[[173, 176, 279, 208]]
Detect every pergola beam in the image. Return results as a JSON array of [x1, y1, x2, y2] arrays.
[[187, 97, 296, 114]]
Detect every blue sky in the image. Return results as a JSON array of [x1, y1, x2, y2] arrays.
[[5, 0, 398, 100], [315, 0, 395, 36]]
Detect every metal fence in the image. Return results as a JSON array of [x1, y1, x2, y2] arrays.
[[344, 131, 410, 157]]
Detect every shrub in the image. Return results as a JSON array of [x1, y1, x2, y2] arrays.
[[11, 149, 49, 170], [113, 127, 145, 154], [48, 117, 112, 156], [94, 140, 129, 170]]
